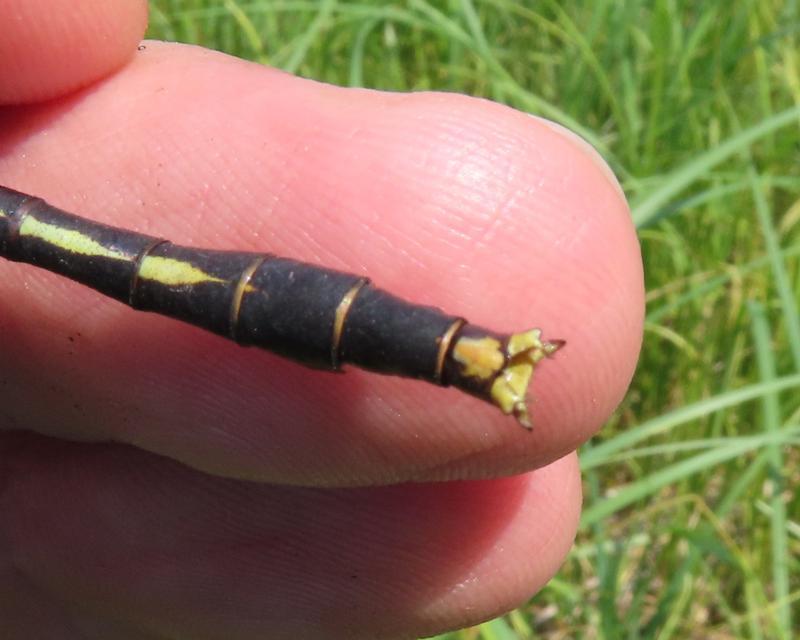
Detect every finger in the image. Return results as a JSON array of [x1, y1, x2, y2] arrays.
[[1, 433, 581, 640], [0, 0, 148, 105], [0, 42, 643, 485]]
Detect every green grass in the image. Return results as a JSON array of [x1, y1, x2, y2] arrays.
[[147, 1, 800, 637]]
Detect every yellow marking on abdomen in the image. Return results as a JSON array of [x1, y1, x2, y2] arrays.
[[0, 208, 8, 218], [452, 336, 504, 379], [138, 255, 226, 286], [20, 216, 126, 260]]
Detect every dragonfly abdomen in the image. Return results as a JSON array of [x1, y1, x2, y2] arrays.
[[0, 185, 564, 428]]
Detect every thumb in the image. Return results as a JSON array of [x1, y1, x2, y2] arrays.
[[0, 0, 148, 105]]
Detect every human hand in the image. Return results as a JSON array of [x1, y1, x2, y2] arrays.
[[0, 2, 643, 638]]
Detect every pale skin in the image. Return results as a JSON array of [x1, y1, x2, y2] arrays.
[[0, 2, 645, 639]]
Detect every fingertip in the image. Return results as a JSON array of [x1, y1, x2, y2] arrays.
[[419, 453, 582, 633], [2, 435, 582, 638], [343, 95, 643, 468], [0, 0, 148, 104], [0, 49, 643, 484]]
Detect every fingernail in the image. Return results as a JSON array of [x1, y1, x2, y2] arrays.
[[531, 117, 625, 201]]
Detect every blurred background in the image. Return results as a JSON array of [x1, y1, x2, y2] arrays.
[[147, 2, 800, 638]]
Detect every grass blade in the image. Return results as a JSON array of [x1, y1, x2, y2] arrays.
[[581, 375, 800, 470], [631, 105, 800, 228], [748, 300, 792, 637]]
